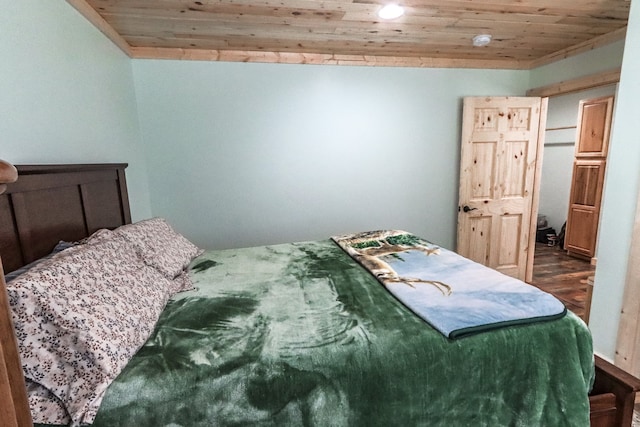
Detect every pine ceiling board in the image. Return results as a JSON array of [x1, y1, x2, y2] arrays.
[[99, 11, 450, 30], [101, 12, 612, 40], [89, 0, 368, 16], [89, 0, 630, 19], [427, 11, 564, 24], [125, 33, 556, 60], [128, 44, 534, 68], [73, 0, 630, 67], [396, 0, 629, 13], [90, 0, 631, 16], [116, 25, 599, 53], [102, 11, 463, 32], [443, 20, 609, 37], [97, 4, 350, 20], [97, 8, 347, 21], [558, 15, 631, 26]]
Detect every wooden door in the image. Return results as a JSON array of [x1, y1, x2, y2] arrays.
[[565, 96, 614, 260], [457, 97, 547, 281]]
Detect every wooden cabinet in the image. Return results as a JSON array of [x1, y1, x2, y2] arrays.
[[565, 96, 614, 260]]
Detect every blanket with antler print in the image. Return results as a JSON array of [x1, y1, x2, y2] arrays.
[[332, 230, 567, 339]]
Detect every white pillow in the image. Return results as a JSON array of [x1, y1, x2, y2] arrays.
[[7, 233, 174, 425], [112, 218, 203, 292]]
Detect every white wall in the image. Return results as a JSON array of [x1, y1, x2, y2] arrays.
[[132, 60, 529, 250], [539, 85, 617, 234], [589, 0, 640, 360], [0, 1, 152, 220]]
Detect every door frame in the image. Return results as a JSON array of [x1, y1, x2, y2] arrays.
[[526, 69, 621, 284], [524, 98, 548, 283], [529, 70, 640, 370], [615, 189, 640, 374]]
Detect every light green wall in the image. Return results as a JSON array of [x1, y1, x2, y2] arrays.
[[132, 60, 529, 250], [589, 0, 640, 361], [529, 40, 625, 89], [0, 0, 152, 220]]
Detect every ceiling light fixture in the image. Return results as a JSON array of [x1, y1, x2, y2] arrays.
[[378, 4, 404, 20], [472, 34, 492, 47]]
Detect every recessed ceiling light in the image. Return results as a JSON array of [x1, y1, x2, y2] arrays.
[[378, 4, 404, 20], [472, 34, 492, 47]]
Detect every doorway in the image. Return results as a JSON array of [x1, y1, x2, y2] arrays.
[[531, 242, 595, 321], [532, 84, 617, 322]]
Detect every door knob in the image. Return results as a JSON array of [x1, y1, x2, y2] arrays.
[[462, 205, 477, 213]]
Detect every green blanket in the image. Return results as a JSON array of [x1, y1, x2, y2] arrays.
[[55, 239, 594, 426]]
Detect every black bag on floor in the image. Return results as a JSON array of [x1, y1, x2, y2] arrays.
[[557, 222, 566, 248], [536, 227, 556, 244]]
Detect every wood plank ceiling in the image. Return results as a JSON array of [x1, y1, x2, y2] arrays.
[[68, 0, 630, 69]]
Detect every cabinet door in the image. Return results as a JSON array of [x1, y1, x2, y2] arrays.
[[575, 96, 614, 158], [565, 159, 607, 258]]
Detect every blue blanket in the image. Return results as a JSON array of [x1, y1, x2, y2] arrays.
[[332, 230, 567, 338]]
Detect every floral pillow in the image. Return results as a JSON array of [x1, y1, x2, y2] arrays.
[[25, 379, 69, 425], [7, 233, 175, 425], [112, 218, 203, 290], [5, 241, 75, 283]]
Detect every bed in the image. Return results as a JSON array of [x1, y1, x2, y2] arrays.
[[0, 163, 639, 427]]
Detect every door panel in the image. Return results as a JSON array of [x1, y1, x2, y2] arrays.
[[566, 208, 598, 254], [470, 141, 497, 200], [457, 97, 546, 280], [576, 97, 613, 157], [502, 140, 527, 197], [498, 214, 522, 268], [466, 216, 492, 264], [566, 159, 607, 258]]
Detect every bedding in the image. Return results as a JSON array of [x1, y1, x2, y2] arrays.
[[112, 217, 203, 288], [4, 241, 74, 283], [7, 218, 204, 426], [332, 230, 567, 338], [24, 237, 593, 426], [8, 233, 177, 425]]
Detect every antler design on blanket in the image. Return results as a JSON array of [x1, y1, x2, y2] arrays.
[[344, 231, 452, 296]]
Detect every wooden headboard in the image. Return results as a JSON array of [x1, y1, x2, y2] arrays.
[[0, 164, 131, 274]]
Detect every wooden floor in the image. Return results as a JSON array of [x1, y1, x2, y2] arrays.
[[532, 244, 640, 418], [530, 242, 595, 321]]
